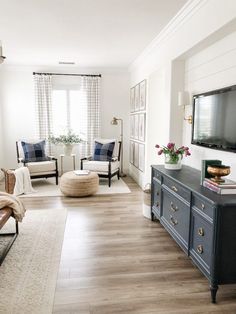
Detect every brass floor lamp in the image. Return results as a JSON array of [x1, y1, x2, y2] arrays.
[[111, 117, 126, 177]]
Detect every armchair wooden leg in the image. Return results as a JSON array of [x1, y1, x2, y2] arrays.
[[109, 176, 111, 187], [117, 170, 120, 180], [56, 175, 58, 185]]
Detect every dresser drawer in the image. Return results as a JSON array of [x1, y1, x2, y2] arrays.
[[152, 178, 161, 217], [163, 176, 190, 203], [152, 168, 162, 183], [162, 190, 190, 244], [190, 213, 213, 272], [192, 194, 214, 220]]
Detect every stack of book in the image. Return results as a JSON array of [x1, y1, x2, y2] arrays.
[[203, 178, 236, 194], [74, 170, 90, 176]]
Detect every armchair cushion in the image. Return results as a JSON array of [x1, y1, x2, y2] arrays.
[[82, 160, 120, 174], [93, 141, 115, 161], [21, 140, 47, 162], [25, 160, 56, 175]]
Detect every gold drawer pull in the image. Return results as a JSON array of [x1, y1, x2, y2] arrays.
[[156, 191, 159, 196], [197, 245, 203, 254], [170, 202, 178, 212], [201, 203, 205, 210], [170, 215, 178, 226], [172, 186, 178, 192], [198, 228, 204, 236], [156, 202, 159, 207]]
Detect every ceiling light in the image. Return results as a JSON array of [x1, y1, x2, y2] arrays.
[[58, 61, 75, 65]]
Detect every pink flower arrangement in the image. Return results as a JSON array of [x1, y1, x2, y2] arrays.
[[155, 142, 191, 163]]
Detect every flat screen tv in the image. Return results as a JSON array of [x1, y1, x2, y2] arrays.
[[192, 85, 236, 153]]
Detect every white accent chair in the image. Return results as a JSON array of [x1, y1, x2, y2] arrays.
[[80, 139, 121, 187], [16, 140, 59, 185]]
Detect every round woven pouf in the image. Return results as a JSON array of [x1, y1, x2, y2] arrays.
[[60, 171, 99, 197]]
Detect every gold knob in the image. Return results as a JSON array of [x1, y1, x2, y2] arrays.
[[170, 215, 178, 226], [201, 203, 205, 210], [156, 202, 159, 207], [172, 186, 178, 192], [170, 202, 178, 212], [156, 191, 159, 196], [198, 228, 204, 236], [197, 245, 203, 254]]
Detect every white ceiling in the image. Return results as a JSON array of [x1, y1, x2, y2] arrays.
[[0, 0, 187, 67]]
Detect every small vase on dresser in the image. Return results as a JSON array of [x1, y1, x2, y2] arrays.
[[164, 153, 182, 170], [155, 142, 191, 170]]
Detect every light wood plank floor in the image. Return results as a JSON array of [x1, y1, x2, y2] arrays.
[[19, 177, 236, 313]]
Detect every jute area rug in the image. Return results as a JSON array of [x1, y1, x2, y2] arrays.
[[20, 177, 131, 198], [0, 208, 67, 314]]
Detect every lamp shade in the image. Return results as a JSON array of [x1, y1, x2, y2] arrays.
[[178, 91, 188, 107], [111, 117, 118, 125]]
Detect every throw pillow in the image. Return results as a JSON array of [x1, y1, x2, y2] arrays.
[[21, 140, 47, 162], [93, 141, 115, 161]]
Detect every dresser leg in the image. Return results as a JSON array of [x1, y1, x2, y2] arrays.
[[210, 285, 218, 303]]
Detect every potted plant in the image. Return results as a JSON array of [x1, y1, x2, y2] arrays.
[[49, 130, 84, 155], [155, 142, 191, 170]]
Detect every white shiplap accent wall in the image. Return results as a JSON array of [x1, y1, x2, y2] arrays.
[[183, 31, 236, 180]]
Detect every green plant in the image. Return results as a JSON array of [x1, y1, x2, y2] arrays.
[[48, 130, 83, 145]]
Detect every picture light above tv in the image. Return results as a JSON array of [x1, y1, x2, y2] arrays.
[[191, 84, 236, 153]]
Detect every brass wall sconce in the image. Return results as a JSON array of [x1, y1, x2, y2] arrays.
[[178, 91, 193, 124]]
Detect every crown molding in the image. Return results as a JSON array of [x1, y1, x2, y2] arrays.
[[129, 0, 208, 72]]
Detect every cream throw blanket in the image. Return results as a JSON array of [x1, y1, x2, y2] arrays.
[[0, 192, 26, 222], [13, 167, 35, 196]]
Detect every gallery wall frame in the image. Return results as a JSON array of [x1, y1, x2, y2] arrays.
[[138, 143, 145, 172], [130, 114, 135, 139], [139, 80, 146, 111], [134, 142, 139, 168], [130, 87, 135, 112], [130, 141, 134, 164], [134, 114, 139, 140], [134, 84, 140, 112], [138, 113, 145, 142]]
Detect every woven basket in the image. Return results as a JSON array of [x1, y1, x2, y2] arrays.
[[1, 169, 16, 194]]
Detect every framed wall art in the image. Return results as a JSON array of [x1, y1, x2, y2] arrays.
[[130, 87, 135, 112], [134, 84, 140, 111], [139, 143, 145, 172], [130, 141, 134, 164], [134, 142, 139, 168], [130, 114, 135, 139], [138, 113, 145, 142], [139, 80, 146, 111], [134, 114, 139, 140]]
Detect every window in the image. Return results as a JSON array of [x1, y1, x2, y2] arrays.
[[34, 74, 100, 156], [52, 88, 87, 141]]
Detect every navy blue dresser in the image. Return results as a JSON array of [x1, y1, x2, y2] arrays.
[[151, 165, 236, 303]]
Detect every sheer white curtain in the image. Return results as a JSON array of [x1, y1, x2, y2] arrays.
[[34, 74, 53, 153], [80, 76, 101, 156]]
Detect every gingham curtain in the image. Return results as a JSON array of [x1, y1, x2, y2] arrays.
[[80, 76, 101, 156], [34, 74, 53, 154]]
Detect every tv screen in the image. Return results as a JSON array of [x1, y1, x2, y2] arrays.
[[192, 85, 236, 152]]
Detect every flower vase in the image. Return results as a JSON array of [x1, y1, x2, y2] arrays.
[[63, 144, 74, 156], [164, 154, 182, 170]]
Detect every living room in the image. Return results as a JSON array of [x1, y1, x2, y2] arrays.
[[1, 0, 236, 313]]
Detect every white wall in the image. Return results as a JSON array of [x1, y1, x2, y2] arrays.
[[0, 73, 4, 179], [183, 30, 236, 179], [0, 66, 130, 172], [129, 0, 236, 187]]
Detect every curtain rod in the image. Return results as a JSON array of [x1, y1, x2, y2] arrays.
[[33, 72, 101, 77]]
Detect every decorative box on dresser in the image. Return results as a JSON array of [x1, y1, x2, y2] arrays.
[[151, 165, 236, 303]]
